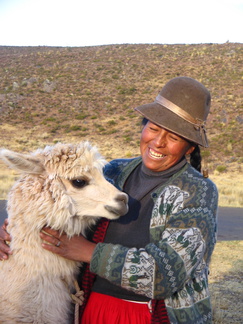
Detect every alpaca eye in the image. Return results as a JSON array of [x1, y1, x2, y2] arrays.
[[71, 179, 88, 188]]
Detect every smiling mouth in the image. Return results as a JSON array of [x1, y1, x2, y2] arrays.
[[149, 148, 166, 159]]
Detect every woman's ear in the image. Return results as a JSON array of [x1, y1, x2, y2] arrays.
[[186, 145, 196, 155]]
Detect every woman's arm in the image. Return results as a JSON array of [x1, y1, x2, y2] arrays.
[[89, 179, 218, 300], [40, 227, 96, 263], [90, 218, 214, 299], [0, 219, 96, 262]]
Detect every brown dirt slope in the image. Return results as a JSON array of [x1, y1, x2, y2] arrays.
[[0, 43, 242, 172]]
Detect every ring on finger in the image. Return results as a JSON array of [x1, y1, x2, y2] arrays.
[[56, 241, 61, 247]]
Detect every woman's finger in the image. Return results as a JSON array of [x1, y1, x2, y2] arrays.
[[40, 231, 62, 246], [0, 238, 12, 260], [41, 226, 62, 238], [0, 249, 11, 260], [0, 219, 12, 260], [0, 219, 11, 242], [2, 218, 9, 231]]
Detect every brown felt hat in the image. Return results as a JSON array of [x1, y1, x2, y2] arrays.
[[135, 76, 211, 147]]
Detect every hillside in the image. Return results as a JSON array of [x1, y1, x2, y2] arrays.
[[0, 44, 242, 323], [0, 43, 242, 204]]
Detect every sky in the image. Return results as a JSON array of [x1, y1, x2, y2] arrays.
[[0, 0, 242, 47]]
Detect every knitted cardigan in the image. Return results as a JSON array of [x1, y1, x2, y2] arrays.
[[81, 157, 218, 324]]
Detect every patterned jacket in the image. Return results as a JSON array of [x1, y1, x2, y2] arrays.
[[89, 157, 218, 324]]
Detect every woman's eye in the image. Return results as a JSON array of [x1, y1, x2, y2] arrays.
[[71, 179, 88, 188], [169, 135, 179, 141], [149, 127, 158, 131]]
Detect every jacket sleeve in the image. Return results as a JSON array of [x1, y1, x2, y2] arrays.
[[90, 170, 218, 300]]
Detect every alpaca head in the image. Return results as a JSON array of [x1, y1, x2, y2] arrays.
[[0, 142, 129, 236]]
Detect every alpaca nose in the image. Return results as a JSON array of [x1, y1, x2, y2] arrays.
[[105, 192, 129, 216], [116, 192, 129, 205]]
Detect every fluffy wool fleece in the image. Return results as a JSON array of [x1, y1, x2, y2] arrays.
[[0, 142, 128, 324]]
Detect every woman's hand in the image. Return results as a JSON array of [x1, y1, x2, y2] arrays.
[[40, 227, 96, 263], [0, 219, 12, 260]]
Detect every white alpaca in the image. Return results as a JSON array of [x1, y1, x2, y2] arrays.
[[0, 142, 128, 324]]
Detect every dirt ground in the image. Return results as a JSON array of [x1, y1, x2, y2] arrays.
[[209, 241, 243, 324]]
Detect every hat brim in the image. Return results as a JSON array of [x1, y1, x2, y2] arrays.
[[135, 102, 208, 147]]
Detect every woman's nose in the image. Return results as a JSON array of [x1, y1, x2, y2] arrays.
[[154, 133, 166, 147]]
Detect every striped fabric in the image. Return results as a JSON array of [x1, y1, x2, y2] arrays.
[[151, 299, 170, 323], [79, 218, 110, 319], [79, 218, 169, 323]]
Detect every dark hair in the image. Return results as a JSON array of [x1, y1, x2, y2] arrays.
[[141, 117, 202, 172], [190, 145, 201, 172], [142, 117, 149, 126]]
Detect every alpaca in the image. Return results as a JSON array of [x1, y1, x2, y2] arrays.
[[0, 142, 128, 324]]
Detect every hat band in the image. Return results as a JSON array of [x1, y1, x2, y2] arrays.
[[155, 94, 207, 146], [155, 94, 203, 125]]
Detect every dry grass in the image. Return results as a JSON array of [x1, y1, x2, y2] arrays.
[[209, 241, 243, 323], [210, 171, 243, 207], [0, 162, 17, 200]]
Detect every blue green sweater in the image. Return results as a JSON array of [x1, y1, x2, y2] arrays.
[[90, 157, 218, 324]]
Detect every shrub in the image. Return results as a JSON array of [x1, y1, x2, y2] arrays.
[[44, 117, 56, 122], [201, 150, 211, 158], [106, 129, 118, 135], [70, 125, 81, 131], [75, 114, 88, 120], [124, 135, 132, 142], [216, 165, 227, 173], [107, 120, 117, 126]]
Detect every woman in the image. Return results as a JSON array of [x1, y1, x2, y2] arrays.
[[0, 77, 218, 324]]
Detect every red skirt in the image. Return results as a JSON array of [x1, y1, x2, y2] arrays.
[[81, 292, 152, 324]]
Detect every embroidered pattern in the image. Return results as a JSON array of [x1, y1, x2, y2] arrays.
[[121, 248, 155, 298], [161, 227, 206, 275], [91, 159, 218, 324], [151, 185, 190, 228]]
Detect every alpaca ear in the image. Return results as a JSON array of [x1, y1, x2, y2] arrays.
[[0, 149, 45, 174]]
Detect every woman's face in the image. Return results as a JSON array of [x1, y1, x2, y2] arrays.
[[140, 121, 194, 172]]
